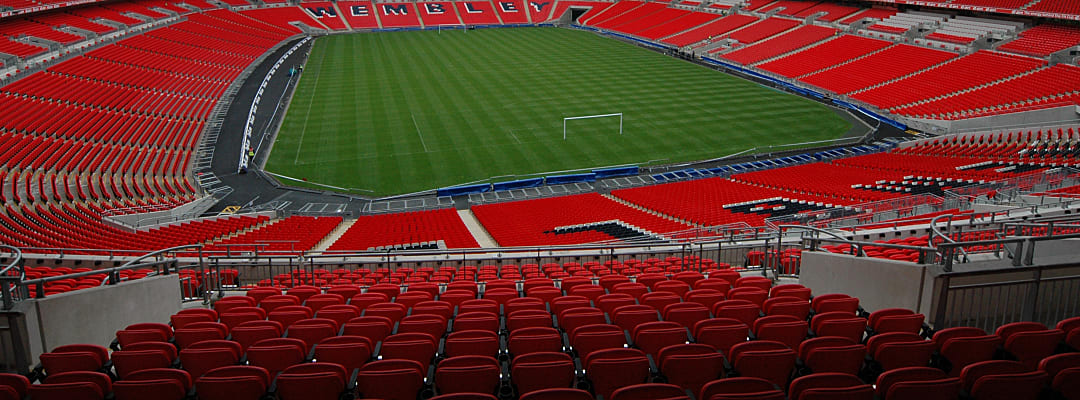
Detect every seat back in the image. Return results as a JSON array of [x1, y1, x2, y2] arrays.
[[356, 359, 426, 400], [314, 335, 373, 372], [435, 355, 501, 395], [611, 383, 689, 400], [511, 352, 575, 396], [584, 348, 651, 400], [195, 366, 271, 400], [275, 363, 348, 400]]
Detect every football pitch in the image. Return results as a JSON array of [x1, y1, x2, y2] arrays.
[[266, 27, 852, 196]]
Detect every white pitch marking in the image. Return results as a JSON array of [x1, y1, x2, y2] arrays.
[[411, 113, 430, 152]]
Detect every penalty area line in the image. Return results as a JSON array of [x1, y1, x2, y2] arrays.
[[411, 113, 430, 153], [508, 129, 522, 144]]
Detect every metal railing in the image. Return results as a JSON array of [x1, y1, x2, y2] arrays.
[[0, 246, 25, 310], [931, 261, 1080, 332], [8, 245, 207, 309]]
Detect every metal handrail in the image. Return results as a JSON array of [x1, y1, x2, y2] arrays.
[[929, 214, 970, 267], [19, 245, 205, 300], [0, 245, 25, 310]]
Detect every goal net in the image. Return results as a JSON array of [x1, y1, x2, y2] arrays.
[[437, 24, 469, 33], [563, 113, 623, 140]]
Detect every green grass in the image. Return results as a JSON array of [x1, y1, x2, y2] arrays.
[[266, 27, 851, 196]]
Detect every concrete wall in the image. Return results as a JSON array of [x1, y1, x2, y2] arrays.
[[908, 105, 1080, 134], [799, 252, 934, 314], [15, 275, 182, 360]]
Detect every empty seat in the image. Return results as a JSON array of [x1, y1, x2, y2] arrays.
[[799, 337, 865, 375], [868, 309, 924, 335], [995, 322, 1064, 370], [868, 332, 934, 371], [379, 332, 438, 367], [313, 335, 372, 372], [570, 324, 627, 358], [303, 294, 344, 313], [789, 373, 872, 400], [611, 383, 689, 400], [0, 373, 29, 400], [458, 299, 500, 315], [29, 381, 105, 400], [231, 320, 283, 351], [811, 294, 859, 315], [453, 312, 499, 332], [219, 307, 267, 331], [932, 327, 1001, 377], [508, 327, 564, 356], [244, 338, 307, 377], [962, 360, 1047, 400], [511, 352, 575, 395], [658, 343, 724, 394], [663, 302, 711, 330], [633, 321, 689, 359], [1052, 367, 1080, 400], [728, 340, 797, 387], [612, 305, 660, 332], [112, 369, 189, 400], [519, 388, 594, 400], [38, 344, 110, 376], [445, 330, 499, 358], [875, 367, 959, 400], [713, 300, 760, 327], [684, 289, 725, 310], [752, 315, 807, 350], [195, 365, 271, 400], [275, 363, 350, 400], [356, 359, 425, 400], [364, 303, 408, 324], [699, 376, 785, 400], [507, 309, 553, 332], [694, 318, 749, 355], [810, 312, 866, 344], [342, 316, 394, 344], [559, 308, 607, 337], [583, 348, 651, 400], [40, 371, 111, 399], [435, 355, 501, 395], [111, 346, 173, 379], [173, 322, 228, 349], [763, 297, 810, 321]]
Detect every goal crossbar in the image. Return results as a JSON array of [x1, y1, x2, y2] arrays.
[[563, 113, 623, 140]]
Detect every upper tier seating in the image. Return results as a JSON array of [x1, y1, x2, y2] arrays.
[[997, 24, 1080, 57], [757, 34, 891, 78], [719, 24, 837, 65], [661, 13, 757, 47], [799, 44, 957, 94], [893, 64, 1080, 119], [850, 50, 1045, 110], [723, 16, 800, 45], [635, 11, 718, 40], [790, 2, 860, 21], [1025, 0, 1080, 17], [336, 1, 380, 28]]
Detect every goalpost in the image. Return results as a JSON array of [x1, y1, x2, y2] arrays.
[[563, 113, 623, 140], [437, 24, 468, 34]]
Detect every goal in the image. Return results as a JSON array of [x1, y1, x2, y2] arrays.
[[563, 113, 623, 140], [437, 24, 469, 33]]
